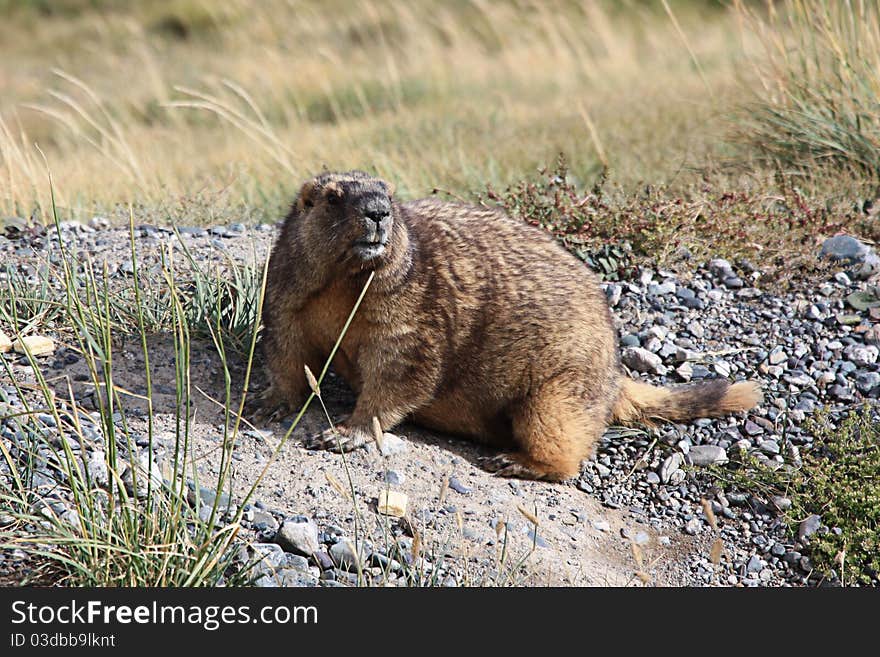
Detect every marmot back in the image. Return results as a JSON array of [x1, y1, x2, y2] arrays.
[[260, 171, 761, 480]]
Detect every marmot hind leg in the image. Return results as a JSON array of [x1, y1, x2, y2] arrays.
[[482, 378, 608, 481]]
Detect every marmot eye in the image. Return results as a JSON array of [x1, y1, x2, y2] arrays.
[[326, 191, 342, 205]]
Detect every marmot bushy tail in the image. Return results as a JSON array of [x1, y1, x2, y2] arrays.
[[260, 170, 762, 482], [612, 379, 762, 425]]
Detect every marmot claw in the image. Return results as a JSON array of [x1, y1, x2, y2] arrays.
[[303, 426, 368, 453]]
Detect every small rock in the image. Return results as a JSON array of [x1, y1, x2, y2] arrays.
[[123, 453, 163, 499], [0, 331, 11, 353], [250, 543, 287, 572], [684, 518, 701, 535], [676, 286, 696, 301], [798, 514, 822, 542], [771, 496, 792, 511], [369, 552, 401, 572], [329, 540, 366, 571], [251, 509, 279, 532], [13, 335, 55, 356], [86, 451, 110, 488], [275, 518, 320, 557], [675, 362, 693, 382], [687, 321, 705, 339], [378, 433, 408, 456], [804, 304, 822, 320], [785, 373, 813, 387], [855, 371, 880, 394], [742, 420, 764, 437], [384, 469, 405, 486], [604, 284, 622, 307], [285, 554, 311, 572], [621, 347, 665, 374], [844, 344, 878, 367], [758, 439, 780, 455], [829, 385, 854, 402], [688, 444, 728, 467], [592, 520, 611, 532], [746, 555, 763, 574], [89, 216, 111, 230], [315, 551, 334, 570], [526, 529, 549, 548], [708, 258, 734, 279], [377, 490, 407, 518], [659, 452, 684, 484], [768, 347, 787, 365], [819, 235, 869, 264], [448, 476, 472, 494], [256, 569, 318, 587], [783, 550, 802, 565]]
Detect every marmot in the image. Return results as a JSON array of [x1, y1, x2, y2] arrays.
[[260, 170, 760, 481]]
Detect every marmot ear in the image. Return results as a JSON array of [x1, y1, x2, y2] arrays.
[[296, 180, 319, 211], [382, 180, 396, 197], [324, 181, 344, 205]]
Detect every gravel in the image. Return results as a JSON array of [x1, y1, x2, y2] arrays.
[[3, 218, 880, 587]]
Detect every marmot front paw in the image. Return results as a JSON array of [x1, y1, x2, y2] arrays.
[[303, 425, 369, 453]]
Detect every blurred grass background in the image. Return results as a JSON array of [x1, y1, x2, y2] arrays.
[[0, 0, 757, 220], [0, 0, 878, 224]]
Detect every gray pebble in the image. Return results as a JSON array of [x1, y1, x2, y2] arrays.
[[797, 514, 822, 542], [275, 518, 320, 557], [448, 476, 472, 494], [688, 444, 728, 467], [384, 469, 405, 486]]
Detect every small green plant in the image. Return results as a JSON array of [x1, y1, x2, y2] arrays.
[[793, 410, 880, 585], [0, 262, 66, 333], [178, 240, 265, 355]]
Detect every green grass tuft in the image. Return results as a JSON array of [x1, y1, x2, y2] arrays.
[[737, 0, 880, 179]]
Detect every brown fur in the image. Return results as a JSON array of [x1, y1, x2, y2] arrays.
[[611, 379, 762, 426], [261, 171, 761, 481]]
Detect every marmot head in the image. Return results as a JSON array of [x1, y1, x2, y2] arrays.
[[288, 170, 397, 264]]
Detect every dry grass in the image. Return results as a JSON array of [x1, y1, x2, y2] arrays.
[[0, 0, 758, 222]]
